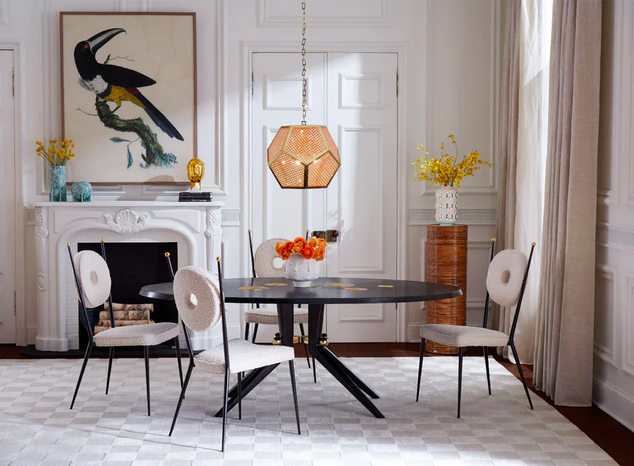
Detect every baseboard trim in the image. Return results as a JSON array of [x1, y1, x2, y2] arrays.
[[593, 376, 634, 433]]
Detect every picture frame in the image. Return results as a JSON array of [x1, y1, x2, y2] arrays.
[[60, 12, 197, 185]]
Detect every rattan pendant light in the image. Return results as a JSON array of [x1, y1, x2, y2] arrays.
[[267, 0, 340, 189]]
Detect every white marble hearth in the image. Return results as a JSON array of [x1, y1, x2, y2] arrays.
[[33, 201, 223, 352]]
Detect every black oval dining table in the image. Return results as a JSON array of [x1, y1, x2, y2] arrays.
[[140, 276, 462, 418]]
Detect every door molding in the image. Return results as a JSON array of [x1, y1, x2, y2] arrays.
[[243, 42, 409, 341], [0, 42, 27, 345]]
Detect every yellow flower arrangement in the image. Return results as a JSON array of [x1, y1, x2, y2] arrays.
[[412, 135, 491, 188], [35, 138, 76, 166]]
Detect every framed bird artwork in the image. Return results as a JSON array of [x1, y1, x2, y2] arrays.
[[60, 12, 197, 185]]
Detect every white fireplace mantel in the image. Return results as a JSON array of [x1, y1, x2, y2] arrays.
[[33, 201, 224, 352]]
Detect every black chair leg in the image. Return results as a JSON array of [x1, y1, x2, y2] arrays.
[[70, 344, 93, 409], [457, 347, 463, 418], [483, 346, 491, 395], [221, 370, 230, 452], [244, 322, 250, 341], [312, 357, 317, 384], [416, 338, 425, 402], [299, 323, 311, 369], [237, 372, 242, 420], [105, 347, 115, 395], [510, 341, 533, 409], [169, 361, 194, 436], [175, 337, 184, 389], [289, 360, 301, 435], [251, 323, 259, 344], [144, 346, 151, 416]]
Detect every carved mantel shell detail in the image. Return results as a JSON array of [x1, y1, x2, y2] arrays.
[[104, 209, 149, 234]]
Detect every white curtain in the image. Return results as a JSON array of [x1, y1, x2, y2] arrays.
[[496, 0, 552, 363], [512, 0, 552, 362]]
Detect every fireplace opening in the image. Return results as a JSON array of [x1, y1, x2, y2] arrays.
[[77, 242, 178, 350]]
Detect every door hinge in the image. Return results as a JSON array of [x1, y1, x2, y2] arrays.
[[12, 68, 15, 97], [396, 69, 399, 98], [251, 72, 254, 96]]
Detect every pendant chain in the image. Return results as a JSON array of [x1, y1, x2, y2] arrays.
[[301, 0, 307, 125]]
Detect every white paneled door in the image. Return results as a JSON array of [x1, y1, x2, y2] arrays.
[[0, 50, 16, 343], [252, 52, 398, 342]]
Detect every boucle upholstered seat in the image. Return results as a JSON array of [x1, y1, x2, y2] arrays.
[[67, 245, 183, 417], [170, 264, 301, 451], [194, 338, 295, 374], [420, 324, 509, 347], [416, 242, 536, 419], [94, 322, 180, 347], [245, 306, 308, 324]]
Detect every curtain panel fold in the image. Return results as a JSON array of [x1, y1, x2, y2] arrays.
[[533, 0, 602, 406], [494, 0, 521, 355]]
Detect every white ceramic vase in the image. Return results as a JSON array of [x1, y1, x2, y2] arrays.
[[284, 254, 321, 287], [435, 187, 458, 225]]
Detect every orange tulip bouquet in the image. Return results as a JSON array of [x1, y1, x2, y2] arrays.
[[276, 236, 328, 287]]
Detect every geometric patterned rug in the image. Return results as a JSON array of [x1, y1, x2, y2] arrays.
[[0, 357, 617, 465]]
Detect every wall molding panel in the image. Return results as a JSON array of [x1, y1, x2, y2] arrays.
[[623, 271, 634, 376], [409, 209, 497, 226], [257, 0, 389, 28], [594, 0, 634, 426], [594, 265, 617, 368], [0, 1, 8, 25], [597, 222, 634, 252]]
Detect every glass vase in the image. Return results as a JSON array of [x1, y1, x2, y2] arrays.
[[49, 165, 67, 202]]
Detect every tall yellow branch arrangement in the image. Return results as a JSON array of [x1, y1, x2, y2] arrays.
[[35, 138, 76, 166], [412, 134, 491, 188]]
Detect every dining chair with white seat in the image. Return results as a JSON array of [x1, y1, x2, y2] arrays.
[[245, 230, 316, 382], [66, 240, 183, 416], [416, 239, 536, 418], [169, 259, 301, 452]]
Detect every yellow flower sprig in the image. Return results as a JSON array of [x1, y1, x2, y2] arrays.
[[35, 138, 76, 166], [412, 135, 491, 188]]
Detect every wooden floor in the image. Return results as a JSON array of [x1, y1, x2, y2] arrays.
[[2, 343, 633, 465]]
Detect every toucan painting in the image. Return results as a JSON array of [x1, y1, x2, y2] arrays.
[[61, 13, 196, 182], [74, 28, 184, 142]]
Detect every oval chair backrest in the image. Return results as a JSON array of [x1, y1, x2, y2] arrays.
[[485, 249, 528, 307], [254, 238, 286, 278], [173, 266, 222, 332], [74, 250, 112, 308]]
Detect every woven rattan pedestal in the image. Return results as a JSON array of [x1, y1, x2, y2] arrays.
[[425, 224, 467, 355]]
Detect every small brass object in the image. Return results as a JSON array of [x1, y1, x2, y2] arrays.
[[293, 335, 300, 344], [302, 335, 309, 345], [491, 237, 496, 242], [66, 243, 70, 248], [272, 333, 282, 345], [165, 252, 170, 258], [100, 238, 105, 243], [532, 241, 536, 246], [319, 333, 329, 347], [187, 158, 205, 191]]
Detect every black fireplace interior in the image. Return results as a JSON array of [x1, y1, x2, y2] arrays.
[[77, 242, 178, 349]]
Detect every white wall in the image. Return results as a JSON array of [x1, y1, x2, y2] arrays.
[[0, 0, 498, 346], [594, 0, 634, 433]]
